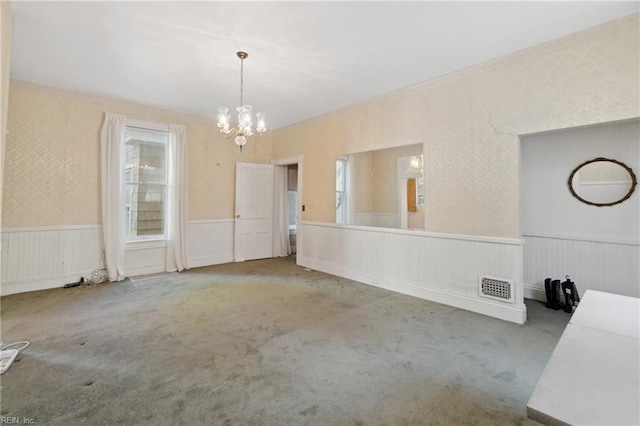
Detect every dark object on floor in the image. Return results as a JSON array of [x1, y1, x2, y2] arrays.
[[544, 278, 553, 309], [544, 276, 580, 313], [63, 277, 85, 288], [561, 275, 580, 312], [550, 279, 561, 310]]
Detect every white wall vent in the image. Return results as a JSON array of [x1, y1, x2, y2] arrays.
[[479, 276, 514, 303]]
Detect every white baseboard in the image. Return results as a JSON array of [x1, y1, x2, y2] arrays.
[[298, 255, 526, 324], [525, 285, 547, 302], [125, 264, 166, 278], [188, 254, 234, 269], [1, 272, 88, 296]]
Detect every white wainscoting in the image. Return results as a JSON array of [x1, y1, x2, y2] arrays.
[[187, 219, 234, 268], [124, 240, 167, 277], [298, 221, 526, 324], [1, 220, 235, 296], [0, 225, 103, 296], [523, 233, 640, 301]]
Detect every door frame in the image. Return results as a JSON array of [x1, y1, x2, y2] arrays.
[[272, 155, 304, 262]]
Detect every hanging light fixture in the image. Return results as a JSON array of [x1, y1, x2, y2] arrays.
[[410, 155, 423, 172], [217, 51, 266, 151]]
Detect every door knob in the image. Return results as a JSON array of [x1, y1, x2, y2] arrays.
[[236, 215, 240, 218]]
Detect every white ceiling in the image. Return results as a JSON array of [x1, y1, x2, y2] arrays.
[[10, 1, 639, 129]]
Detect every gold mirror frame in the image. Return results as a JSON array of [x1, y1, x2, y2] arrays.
[[568, 157, 637, 207]]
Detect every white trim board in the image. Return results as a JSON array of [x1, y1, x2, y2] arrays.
[[1, 224, 102, 233], [522, 232, 639, 247], [1, 273, 89, 296], [299, 255, 526, 324], [304, 221, 522, 246]]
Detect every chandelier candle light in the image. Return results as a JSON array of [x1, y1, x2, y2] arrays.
[[217, 51, 266, 151]]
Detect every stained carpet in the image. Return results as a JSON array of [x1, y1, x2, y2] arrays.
[[0, 256, 569, 425]]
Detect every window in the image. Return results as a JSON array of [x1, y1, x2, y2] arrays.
[[417, 174, 425, 207], [101, 113, 188, 280], [336, 158, 348, 224], [123, 126, 169, 241], [287, 190, 297, 229]]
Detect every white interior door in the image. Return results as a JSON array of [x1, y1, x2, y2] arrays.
[[235, 162, 274, 262]]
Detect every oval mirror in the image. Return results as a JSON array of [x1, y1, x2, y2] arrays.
[[568, 157, 637, 207]]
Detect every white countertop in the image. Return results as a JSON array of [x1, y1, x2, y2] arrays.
[[569, 290, 639, 338], [527, 290, 640, 426]]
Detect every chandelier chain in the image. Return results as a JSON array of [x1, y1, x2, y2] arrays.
[[239, 57, 244, 106]]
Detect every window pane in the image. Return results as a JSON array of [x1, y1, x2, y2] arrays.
[[336, 192, 345, 224], [336, 160, 345, 191], [417, 175, 424, 206], [124, 128, 167, 185], [123, 126, 168, 240], [126, 184, 166, 238], [287, 191, 297, 226]]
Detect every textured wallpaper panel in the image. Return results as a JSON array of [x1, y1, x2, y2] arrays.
[[1, 1, 13, 230], [4, 81, 271, 227], [272, 14, 639, 238], [372, 144, 422, 214]]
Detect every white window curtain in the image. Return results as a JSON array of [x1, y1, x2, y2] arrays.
[[100, 112, 127, 282], [101, 114, 189, 280], [272, 165, 291, 257], [166, 124, 189, 272]]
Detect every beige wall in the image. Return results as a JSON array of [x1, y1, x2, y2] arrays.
[[1, 1, 13, 229], [371, 144, 422, 215], [1, 1, 13, 287], [353, 144, 422, 216], [353, 151, 372, 214], [272, 14, 640, 238], [3, 80, 272, 227]]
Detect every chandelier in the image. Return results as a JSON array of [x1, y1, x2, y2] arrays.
[[410, 155, 423, 172], [217, 51, 266, 151]]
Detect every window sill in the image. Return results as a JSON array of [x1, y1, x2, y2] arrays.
[[126, 239, 168, 251]]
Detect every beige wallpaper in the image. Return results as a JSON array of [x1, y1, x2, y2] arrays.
[[352, 151, 372, 214], [3, 80, 271, 227], [352, 144, 422, 215], [371, 144, 422, 214], [271, 14, 640, 238], [1, 1, 13, 230]]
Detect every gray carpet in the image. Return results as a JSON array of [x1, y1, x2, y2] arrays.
[[0, 256, 569, 425]]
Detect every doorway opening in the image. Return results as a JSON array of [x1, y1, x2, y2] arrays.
[[272, 156, 303, 260], [287, 165, 298, 254]]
